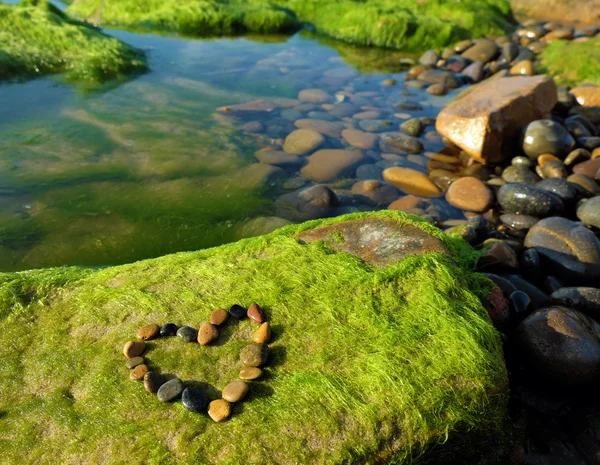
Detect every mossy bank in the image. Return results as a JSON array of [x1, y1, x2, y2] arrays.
[[0, 211, 509, 464], [540, 38, 600, 86], [66, 0, 515, 50], [0, 0, 146, 82]]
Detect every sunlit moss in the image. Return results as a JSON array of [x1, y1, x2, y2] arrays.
[[0, 211, 509, 464], [540, 38, 600, 86]]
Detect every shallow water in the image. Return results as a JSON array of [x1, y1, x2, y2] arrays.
[[0, 19, 458, 271]]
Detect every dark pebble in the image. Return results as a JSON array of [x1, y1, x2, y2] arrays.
[[182, 387, 208, 412], [160, 323, 178, 337], [497, 183, 563, 217], [503, 274, 548, 310], [549, 287, 600, 320], [501, 165, 540, 185], [177, 326, 198, 342], [229, 304, 247, 319], [535, 178, 578, 205], [157, 378, 184, 402], [500, 213, 540, 237], [520, 248, 542, 284], [482, 273, 518, 297], [577, 197, 600, 229], [144, 371, 164, 393], [544, 276, 564, 294], [509, 290, 531, 323], [522, 119, 575, 160]]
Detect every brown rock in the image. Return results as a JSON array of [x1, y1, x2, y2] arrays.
[[208, 399, 231, 422], [283, 129, 325, 155], [222, 381, 249, 403], [445, 177, 494, 212], [342, 128, 378, 149], [125, 356, 145, 369], [240, 343, 269, 367], [387, 195, 429, 211], [136, 324, 159, 341], [435, 75, 557, 163], [300, 149, 365, 182], [240, 367, 263, 380], [130, 364, 149, 380], [477, 241, 520, 271], [382, 167, 442, 197], [144, 371, 164, 393], [253, 322, 272, 344], [573, 159, 600, 178], [298, 89, 332, 103], [210, 308, 229, 326], [123, 340, 145, 359], [351, 180, 399, 206], [217, 100, 277, 113], [247, 303, 265, 323], [509, 60, 534, 76], [544, 29, 574, 42], [571, 86, 600, 106], [197, 322, 219, 345]]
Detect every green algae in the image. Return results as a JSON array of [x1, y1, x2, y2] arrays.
[[0, 0, 146, 82], [0, 211, 509, 464], [66, 0, 515, 51], [540, 38, 600, 86]]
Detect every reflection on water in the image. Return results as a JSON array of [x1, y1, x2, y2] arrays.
[[0, 28, 450, 271]]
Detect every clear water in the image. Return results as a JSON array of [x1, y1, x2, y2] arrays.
[[0, 22, 457, 271]]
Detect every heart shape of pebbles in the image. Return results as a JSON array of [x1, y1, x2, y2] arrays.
[[122, 303, 272, 422]]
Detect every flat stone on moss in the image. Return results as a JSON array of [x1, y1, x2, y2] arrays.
[[240, 343, 269, 367]]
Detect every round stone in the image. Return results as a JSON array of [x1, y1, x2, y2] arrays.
[[144, 371, 164, 393], [229, 304, 247, 319], [157, 378, 184, 402], [123, 341, 145, 359], [298, 89, 331, 104], [208, 399, 231, 422], [283, 129, 325, 155], [522, 120, 575, 160], [509, 291, 531, 323], [382, 78, 397, 86], [182, 387, 207, 412], [210, 308, 229, 326], [500, 214, 540, 236], [511, 156, 532, 167], [125, 356, 145, 369], [382, 167, 441, 197], [379, 132, 424, 154], [197, 322, 219, 345], [399, 118, 424, 138], [573, 159, 600, 179], [240, 343, 269, 367], [540, 160, 567, 179], [577, 197, 600, 229], [130, 364, 149, 381], [535, 178, 578, 204], [247, 303, 264, 323], [159, 323, 178, 337], [351, 181, 399, 207], [512, 306, 600, 385], [445, 177, 494, 213], [501, 165, 540, 185], [567, 174, 600, 196], [253, 322, 272, 344], [136, 323, 159, 341], [240, 367, 263, 380], [497, 183, 563, 217], [176, 326, 198, 343], [426, 83, 447, 96], [341, 129, 378, 149], [222, 381, 250, 403], [550, 287, 600, 319]]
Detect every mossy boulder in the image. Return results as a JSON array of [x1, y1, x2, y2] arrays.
[[540, 39, 600, 86], [0, 1, 146, 82], [0, 211, 509, 464], [65, 0, 515, 51]]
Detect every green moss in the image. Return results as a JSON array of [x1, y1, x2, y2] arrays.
[[66, 0, 515, 51], [0, 211, 509, 464], [540, 38, 600, 86], [0, 0, 146, 82]]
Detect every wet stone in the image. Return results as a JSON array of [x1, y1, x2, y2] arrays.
[[426, 83, 448, 96], [177, 326, 197, 342], [462, 38, 498, 63], [144, 371, 164, 393], [255, 150, 305, 168], [159, 323, 178, 337], [240, 343, 269, 367], [383, 167, 441, 197], [379, 132, 423, 154], [504, 274, 548, 311], [283, 129, 324, 155], [126, 356, 145, 369], [477, 241, 519, 271], [417, 69, 459, 89], [535, 178, 578, 205], [301, 149, 365, 183], [240, 367, 263, 380], [419, 49, 440, 66], [227, 304, 246, 320], [509, 290, 531, 324], [123, 341, 145, 359], [253, 322, 272, 344], [497, 183, 563, 217], [241, 121, 264, 133], [298, 88, 331, 104], [342, 129, 378, 149], [157, 378, 184, 402], [130, 364, 149, 381], [209, 308, 228, 326], [500, 214, 540, 236], [577, 197, 600, 229], [358, 119, 393, 133], [501, 165, 541, 185], [182, 387, 207, 413], [540, 160, 567, 179], [247, 303, 265, 323], [520, 247, 542, 283], [567, 174, 600, 196], [208, 399, 231, 422], [137, 323, 160, 341], [445, 177, 494, 213], [198, 322, 219, 345], [573, 159, 600, 179], [394, 100, 423, 112], [544, 276, 564, 294], [511, 156, 532, 167], [522, 120, 575, 160], [399, 118, 424, 138], [222, 381, 249, 403]]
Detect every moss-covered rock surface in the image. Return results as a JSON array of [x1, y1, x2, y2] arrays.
[[66, 0, 515, 50], [0, 211, 509, 464], [0, 1, 146, 82], [540, 38, 600, 86]]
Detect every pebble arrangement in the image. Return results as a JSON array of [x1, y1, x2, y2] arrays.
[[122, 303, 272, 422]]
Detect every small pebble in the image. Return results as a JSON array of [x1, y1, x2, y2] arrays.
[[182, 387, 208, 412], [222, 381, 249, 403], [137, 323, 160, 341], [177, 326, 198, 343], [253, 322, 272, 344], [509, 291, 531, 324], [210, 308, 229, 326], [157, 378, 184, 402], [126, 356, 145, 369], [130, 364, 149, 380], [247, 303, 265, 323], [240, 367, 263, 380], [208, 399, 231, 422], [159, 323, 178, 337], [123, 340, 145, 359], [229, 304, 247, 319], [240, 343, 269, 367], [144, 371, 164, 393], [197, 322, 219, 345]]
